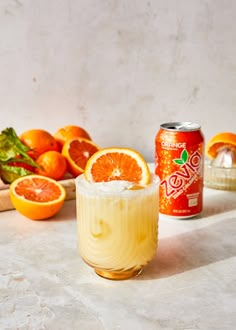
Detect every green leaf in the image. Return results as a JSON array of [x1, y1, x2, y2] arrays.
[[173, 159, 184, 165], [0, 164, 33, 184], [173, 149, 188, 165], [0, 128, 36, 166], [181, 149, 188, 163], [0, 127, 39, 183]]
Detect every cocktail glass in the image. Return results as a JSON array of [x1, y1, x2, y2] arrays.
[[75, 175, 159, 280]]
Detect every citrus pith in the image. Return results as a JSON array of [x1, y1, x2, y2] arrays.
[[10, 175, 66, 220], [84, 147, 151, 185]]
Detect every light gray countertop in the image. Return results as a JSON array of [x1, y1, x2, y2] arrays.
[[0, 186, 236, 330]]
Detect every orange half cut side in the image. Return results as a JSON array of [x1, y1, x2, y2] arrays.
[[62, 137, 100, 177], [10, 175, 66, 220]]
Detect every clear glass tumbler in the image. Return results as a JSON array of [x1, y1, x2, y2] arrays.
[[75, 175, 159, 280]]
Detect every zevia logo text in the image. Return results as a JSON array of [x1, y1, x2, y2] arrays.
[[160, 149, 202, 199]]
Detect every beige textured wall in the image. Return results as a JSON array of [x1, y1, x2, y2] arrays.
[[0, 0, 235, 161]]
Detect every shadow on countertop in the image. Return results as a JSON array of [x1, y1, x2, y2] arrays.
[[201, 189, 236, 218], [140, 216, 236, 280], [139, 191, 236, 280]]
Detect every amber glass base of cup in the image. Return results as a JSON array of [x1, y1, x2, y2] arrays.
[[95, 267, 143, 280]]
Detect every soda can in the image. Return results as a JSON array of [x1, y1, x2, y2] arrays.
[[155, 122, 204, 218]]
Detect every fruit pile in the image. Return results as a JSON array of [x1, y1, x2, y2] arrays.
[[0, 125, 100, 220], [0, 125, 99, 183]]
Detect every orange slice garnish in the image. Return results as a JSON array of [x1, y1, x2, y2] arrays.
[[206, 132, 236, 159], [10, 175, 66, 220], [84, 147, 151, 185], [62, 137, 100, 177]]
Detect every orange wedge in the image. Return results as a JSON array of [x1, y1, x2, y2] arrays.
[[61, 137, 100, 177], [10, 175, 66, 220], [84, 147, 151, 185], [206, 132, 236, 159]]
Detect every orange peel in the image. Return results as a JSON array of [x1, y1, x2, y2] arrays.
[[206, 132, 236, 159]]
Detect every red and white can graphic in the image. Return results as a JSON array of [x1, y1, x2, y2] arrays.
[[155, 122, 204, 218]]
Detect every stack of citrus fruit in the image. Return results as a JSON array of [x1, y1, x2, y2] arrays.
[[17, 125, 100, 180], [8, 125, 100, 220]]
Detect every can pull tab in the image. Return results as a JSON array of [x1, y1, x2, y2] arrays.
[[211, 146, 236, 168]]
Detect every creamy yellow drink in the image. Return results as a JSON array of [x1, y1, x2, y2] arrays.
[[76, 174, 159, 280]]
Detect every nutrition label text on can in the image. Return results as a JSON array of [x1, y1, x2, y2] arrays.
[[155, 122, 204, 218]]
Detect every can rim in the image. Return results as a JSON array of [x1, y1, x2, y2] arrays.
[[160, 122, 201, 131]]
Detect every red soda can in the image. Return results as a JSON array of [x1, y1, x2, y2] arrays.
[[155, 122, 204, 218]]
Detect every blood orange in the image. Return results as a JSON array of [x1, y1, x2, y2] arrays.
[[10, 175, 66, 220], [35, 151, 67, 180], [84, 147, 151, 185], [54, 125, 92, 151], [62, 138, 100, 177], [20, 129, 59, 159]]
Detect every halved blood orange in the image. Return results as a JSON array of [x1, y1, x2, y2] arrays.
[[206, 132, 236, 159], [9, 175, 66, 220], [84, 147, 151, 185], [61, 138, 100, 177]]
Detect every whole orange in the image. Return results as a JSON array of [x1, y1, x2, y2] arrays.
[[20, 129, 59, 159], [54, 125, 92, 151], [35, 150, 67, 180]]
